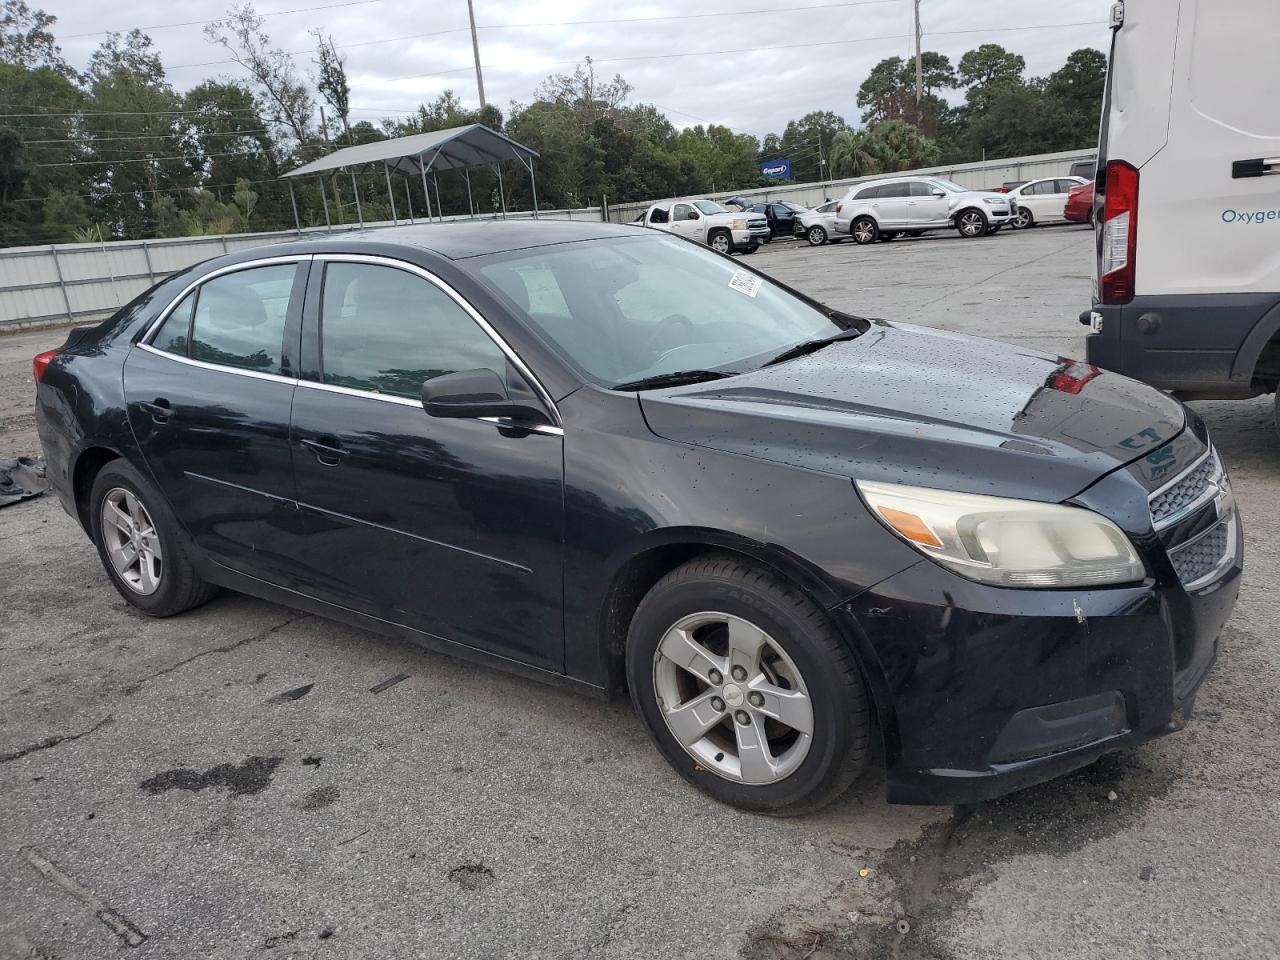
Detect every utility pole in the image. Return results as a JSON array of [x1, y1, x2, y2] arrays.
[[467, 0, 487, 109], [913, 0, 923, 117]]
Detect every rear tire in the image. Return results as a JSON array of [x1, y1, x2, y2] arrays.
[[806, 225, 828, 246], [90, 460, 218, 617], [625, 554, 871, 815], [1012, 208, 1034, 229], [850, 217, 879, 245], [957, 208, 988, 238]]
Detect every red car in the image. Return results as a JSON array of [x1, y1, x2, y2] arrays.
[[1064, 181, 1095, 223]]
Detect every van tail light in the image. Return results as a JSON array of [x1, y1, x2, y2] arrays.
[[32, 349, 59, 383], [1100, 160, 1139, 304]]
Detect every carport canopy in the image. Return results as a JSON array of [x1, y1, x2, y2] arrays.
[[280, 123, 540, 228]]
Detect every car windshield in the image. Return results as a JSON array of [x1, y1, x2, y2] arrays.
[[474, 234, 846, 387], [694, 200, 728, 215], [930, 179, 968, 193]]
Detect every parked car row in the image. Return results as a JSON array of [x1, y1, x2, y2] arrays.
[[633, 168, 1093, 255]]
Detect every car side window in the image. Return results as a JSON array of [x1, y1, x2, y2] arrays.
[[883, 183, 911, 198], [649, 207, 669, 224], [673, 204, 694, 221], [909, 182, 936, 197], [319, 262, 506, 400], [854, 184, 881, 200], [188, 264, 296, 373], [150, 291, 196, 356], [1054, 179, 1076, 194]]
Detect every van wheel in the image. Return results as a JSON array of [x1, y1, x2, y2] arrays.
[[851, 217, 878, 244], [709, 230, 732, 255], [806, 225, 827, 246], [957, 209, 988, 238], [625, 554, 871, 814]]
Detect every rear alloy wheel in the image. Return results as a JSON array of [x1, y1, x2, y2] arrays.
[[626, 554, 870, 814], [851, 217, 879, 244], [90, 459, 218, 616], [709, 230, 732, 255], [1012, 208, 1034, 229], [806, 225, 827, 246], [957, 208, 988, 238]]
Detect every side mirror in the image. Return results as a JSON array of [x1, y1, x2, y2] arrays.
[[931, 189, 946, 198], [687, 211, 700, 220], [421, 368, 550, 425]]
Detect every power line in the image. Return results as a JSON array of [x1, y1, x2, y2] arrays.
[[25, 129, 272, 144], [60, 0, 385, 40]]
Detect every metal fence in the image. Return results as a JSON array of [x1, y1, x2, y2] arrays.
[[0, 207, 603, 331], [604, 148, 1096, 223]]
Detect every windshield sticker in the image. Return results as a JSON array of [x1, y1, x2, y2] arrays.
[[728, 270, 762, 297]]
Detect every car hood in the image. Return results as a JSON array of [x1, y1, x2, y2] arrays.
[[639, 321, 1187, 503]]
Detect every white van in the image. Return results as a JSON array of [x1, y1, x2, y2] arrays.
[[1084, 0, 1280, 420]]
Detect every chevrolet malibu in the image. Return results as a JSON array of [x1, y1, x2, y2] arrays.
[[33, 222, 1241, 813]]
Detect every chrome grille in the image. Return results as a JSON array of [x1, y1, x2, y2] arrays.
[[1168, 518, 1231, 586], [1150, 450, 1219, 528]]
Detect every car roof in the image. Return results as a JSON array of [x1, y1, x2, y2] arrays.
[[287, 219, 642, 261]]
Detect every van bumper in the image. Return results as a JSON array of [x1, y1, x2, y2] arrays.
[[1085, 293, 1280, 399]]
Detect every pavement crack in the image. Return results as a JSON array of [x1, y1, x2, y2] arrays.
[[22, 846, 147, 947], [0, 716, 113, 765], [124, 613, 311, 692]]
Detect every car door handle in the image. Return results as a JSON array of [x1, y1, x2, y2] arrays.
[[140, 398, 171, 423], [301, 437, 348, 466]]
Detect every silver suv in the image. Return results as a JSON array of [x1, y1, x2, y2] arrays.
[[834, 176, 1016, 243]]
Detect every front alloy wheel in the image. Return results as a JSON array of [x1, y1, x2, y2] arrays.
[[957, 209, 988, 237], [709, 231, 731, 254], [1012, 208, 1033, 229], [654, 612, 814, 784]]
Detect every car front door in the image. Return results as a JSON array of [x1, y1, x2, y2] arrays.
[[907, 182, 950, 225], [123, 258, 309, 584], [289, 256, 565, 670], [670, 203, 701, 241]]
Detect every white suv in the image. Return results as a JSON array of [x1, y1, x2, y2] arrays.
[[834, 176, 1016, 243]]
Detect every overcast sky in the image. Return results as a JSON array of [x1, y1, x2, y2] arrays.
[[48, 0, 1112, 136]]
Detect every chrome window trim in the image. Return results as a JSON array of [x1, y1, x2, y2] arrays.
[[139, 255, 311, 345], [294, 378, 564, 437], [311, 252, 563, 428], [136, 342, 297, 384]]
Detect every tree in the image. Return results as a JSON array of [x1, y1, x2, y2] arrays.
[[779, 110, 847, 183], [1044, 48, 1107, 146], [0, 0, 69, 74], [311, 30, 349, 142], [829, 129, 879, 178], [205, 4, 316, 150], [856, 53, 954, 135], [957, 44, 1025, 89], [864, 120, 940, 172], [536, 57, 632, 127]]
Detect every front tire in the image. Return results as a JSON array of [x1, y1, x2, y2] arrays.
[[806, 225, 828, 246], [850, 216, 879, 245], [957, 208, 988, 238], [626, 554, 871, 815], [741, 244, 758, 255], [90, 460, 218, 617], [708, 230, 732, 255]]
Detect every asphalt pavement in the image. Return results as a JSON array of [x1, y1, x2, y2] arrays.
[[2, 223, 1277, 959]]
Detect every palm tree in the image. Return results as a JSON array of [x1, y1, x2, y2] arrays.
[[864, 120, 941, 173], [829, 129, 880, 178]]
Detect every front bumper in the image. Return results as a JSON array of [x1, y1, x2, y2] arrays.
[[840, 510, 1241, 805]]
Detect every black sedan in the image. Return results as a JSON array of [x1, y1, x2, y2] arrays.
[[33, 221, 1241, 813]]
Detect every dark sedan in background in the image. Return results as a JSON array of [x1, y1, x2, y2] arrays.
[[34, 221, 1241, 813]]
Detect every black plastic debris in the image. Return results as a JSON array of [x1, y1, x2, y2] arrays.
[[0, 457, 48, 508], [369, 673, 409, 694], [270, 683, 314, 703]]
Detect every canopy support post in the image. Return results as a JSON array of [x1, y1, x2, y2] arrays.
[[405, 177, 414, 224], [433, 174, 443, 222], [464, 167, 474, 218], [495, 162, 506, 218], [384, 161, 398, 224], [419, 153, 432, 221], [352, 171, 364, 229], [529, 157, 538, 219], [288, 180, 301, 235], [318, 175, 332, 232]]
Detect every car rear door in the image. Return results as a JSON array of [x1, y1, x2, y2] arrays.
[[873, 183, 910, 227], [289, 255, 566, 670], [123, 258, 309, 584]]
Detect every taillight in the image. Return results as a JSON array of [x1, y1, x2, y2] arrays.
[[1100, 160, 1139, 304], [32, 349, 59, 383], [836, 203, 843, 213]]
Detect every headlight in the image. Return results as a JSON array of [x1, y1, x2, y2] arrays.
[[731, 218, 746, 230], [856, 480, 1145, 588], [982, 197, 1006, 205]]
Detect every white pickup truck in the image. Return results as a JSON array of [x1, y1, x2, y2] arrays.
[[636, 199, 766, 255]]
